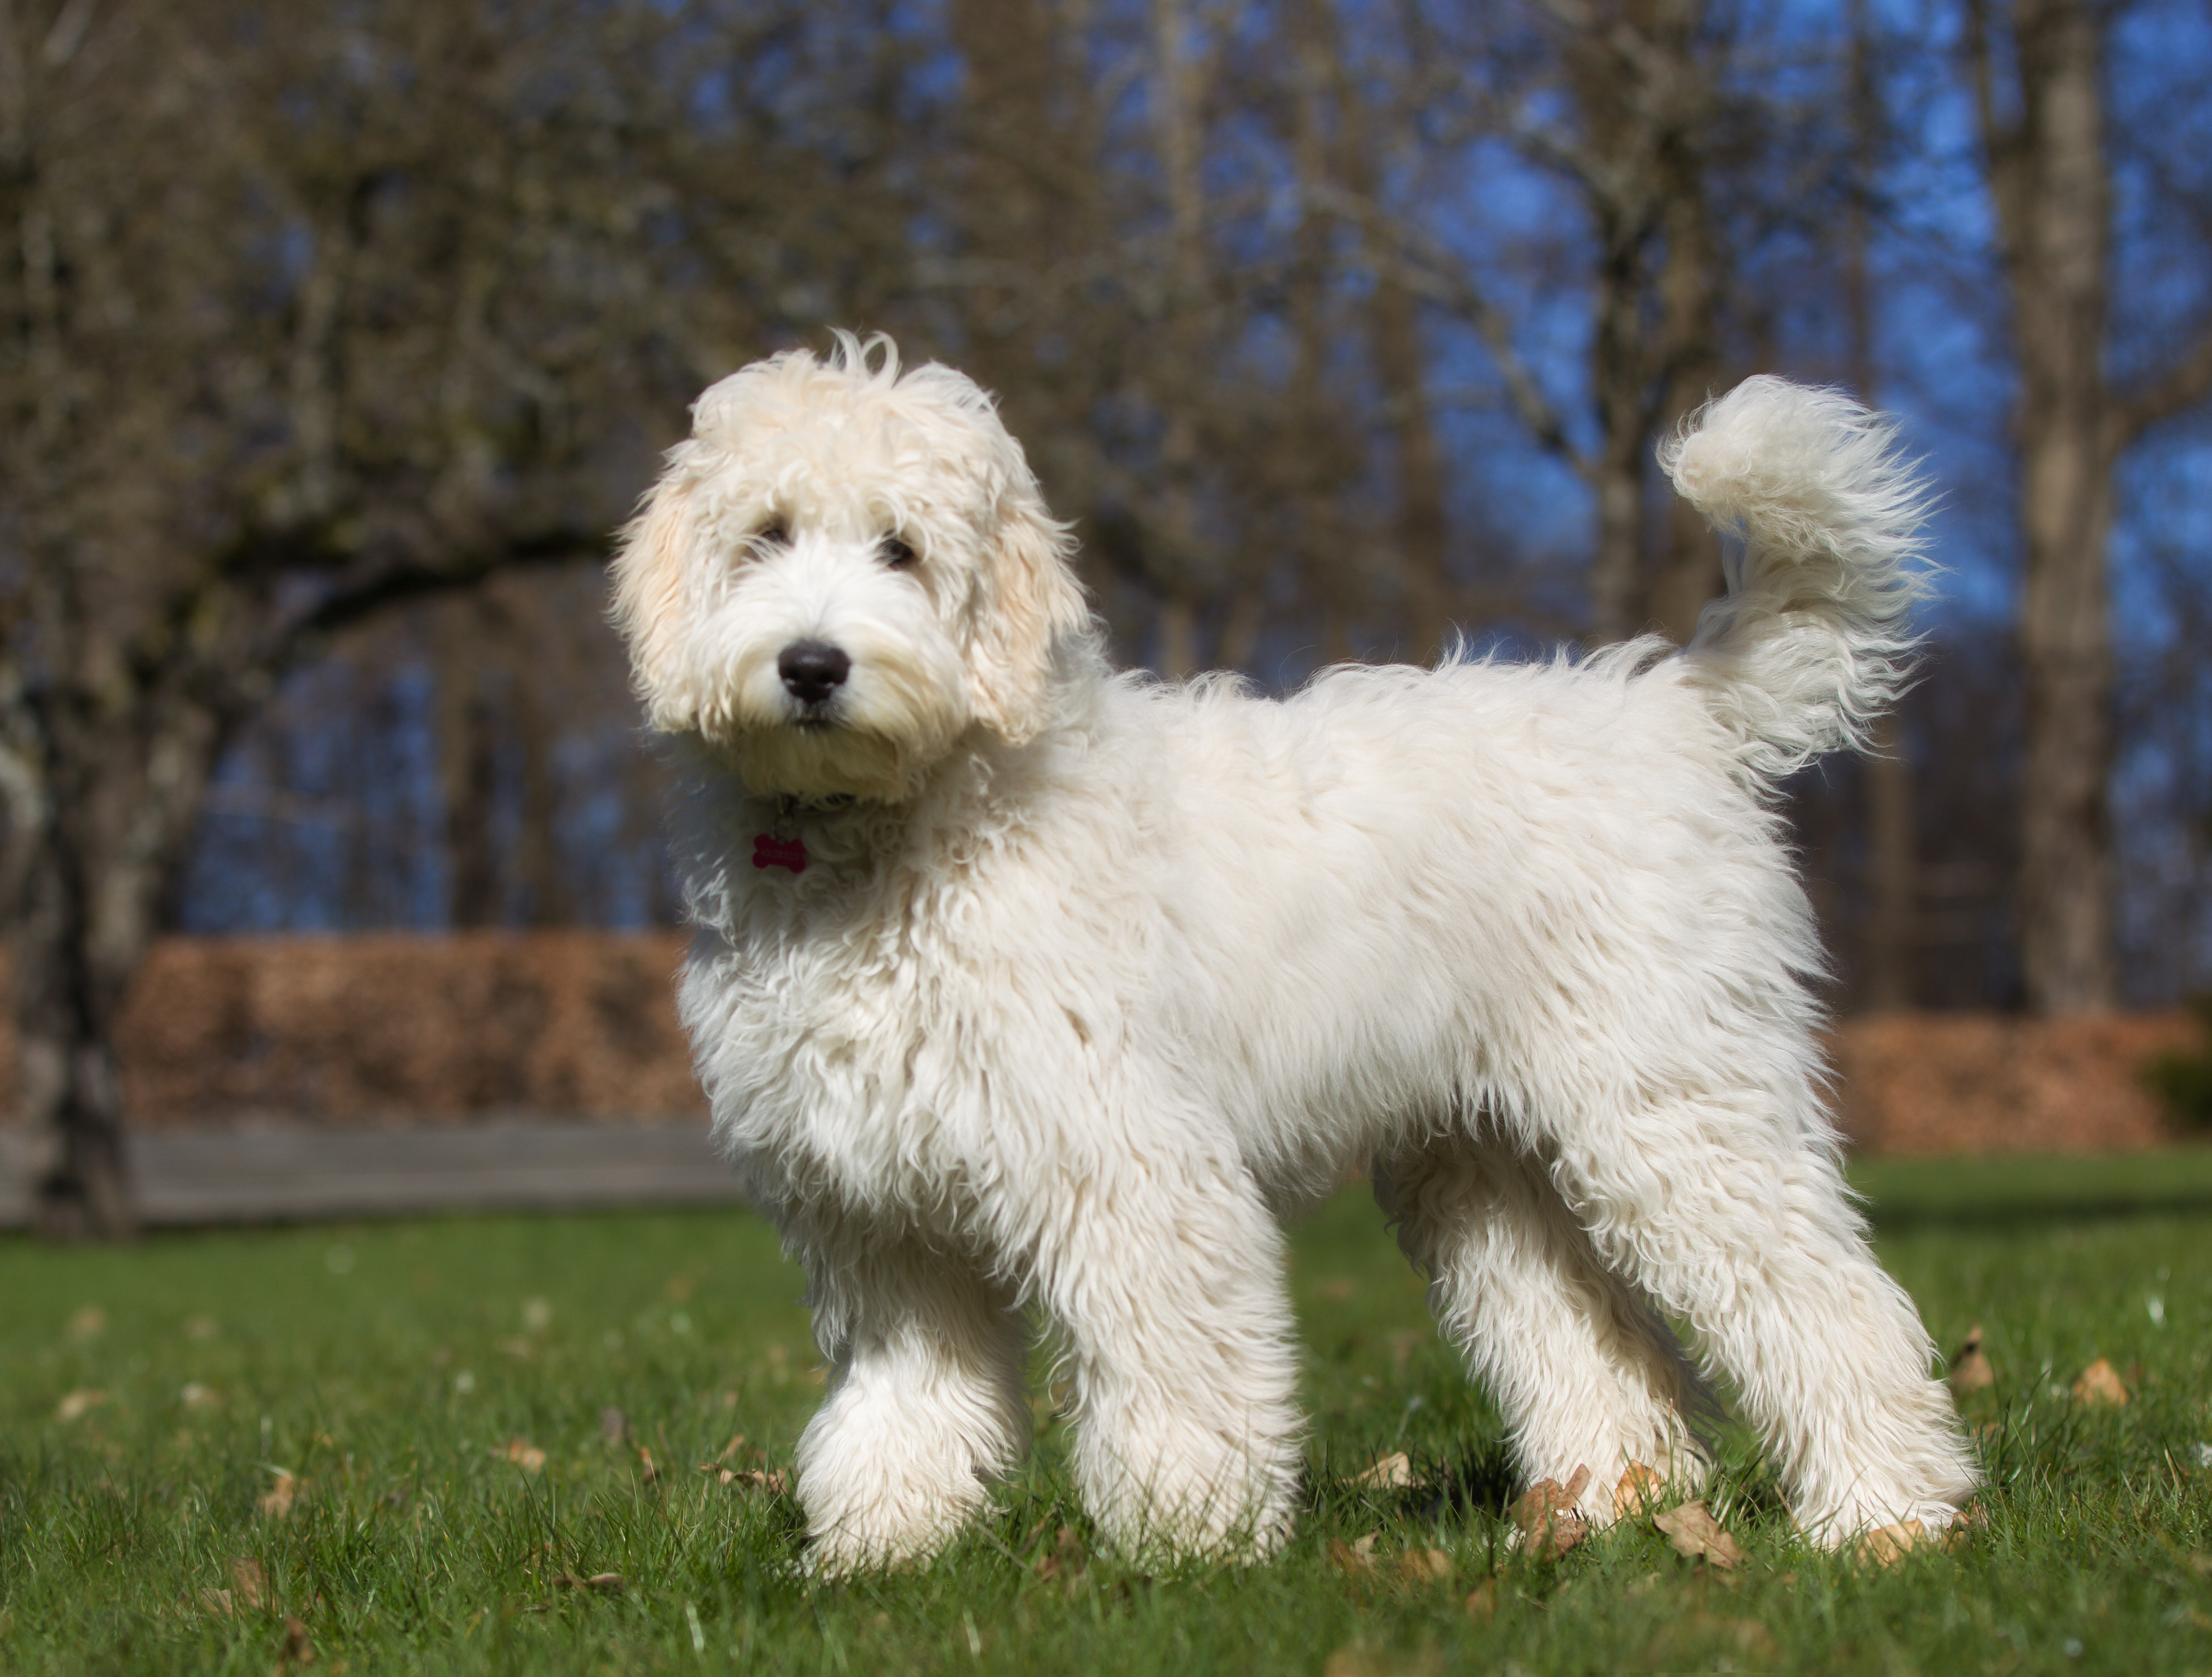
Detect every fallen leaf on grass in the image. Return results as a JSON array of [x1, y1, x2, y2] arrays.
[[1511, 1465, 1592, 1559], [55, 1389, 106, 1423], [259, 1470, 302, 1519], [721, 1468, 787, 1493], [1463, 1577, 1498, 1619], [1650, 1613, 1778, 1665], [501, 1438, 547, 1474], [552, 1572, 625, 1595], [1653, 1501, 1745, 1569], [67, 1305, 106, 1341], [1328, 1533, 1379, 1576], [1354, 1451, 1414, 1490], [1321, 1646, 1444, 1677], [283, 1615, 316, 1664], [636, 1446, 659, 1485], [1395, 1548, 1452, 1587], [1854, 1520, 1924, 1567], [1948, 1324, 1996, 1391], [1034, 1525, 1086, 1591], [1937, 1503, 1988, 1552], [1613, 1462, 1663, 1516], [198, 1587, 234, 1618], [2072, 1358, 2128, 1407], [229, 1557, 269, 1612], [711, 1433, 748, 1464]]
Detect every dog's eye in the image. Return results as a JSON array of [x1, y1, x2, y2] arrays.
[[881, 535, 919, 568], [754, 521, 790, 549]]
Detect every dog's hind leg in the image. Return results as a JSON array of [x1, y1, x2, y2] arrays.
[[1376, 1133, 1709, 1525], [1031, 1148, 1304, 1565], [791, 1233, 1030, 1574], [1544, 1097, 1980, 1544]]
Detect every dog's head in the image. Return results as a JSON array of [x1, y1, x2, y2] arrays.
[[611, 334, 1089, 801]]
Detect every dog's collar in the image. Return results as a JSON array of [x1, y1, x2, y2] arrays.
[[751, 795, 856, 876]]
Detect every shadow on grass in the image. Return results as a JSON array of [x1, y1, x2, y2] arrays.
[[1864, 1188, 2212, 1233], [1852, 1148, 2212, 1234]]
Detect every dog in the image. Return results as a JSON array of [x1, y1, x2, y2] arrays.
[[612, 333, 1978, 1572]]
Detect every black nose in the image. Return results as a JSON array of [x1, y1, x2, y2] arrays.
[[778, 640, 851, 706]]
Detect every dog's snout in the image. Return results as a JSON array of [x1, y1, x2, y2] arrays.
[[779, 640, 852, 707]]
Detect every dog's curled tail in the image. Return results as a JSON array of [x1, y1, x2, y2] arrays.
[[1662, 376, 1931, 785]]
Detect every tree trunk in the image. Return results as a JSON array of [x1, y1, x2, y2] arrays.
[[1587, 228, 1653, 645], [1846, 0, 1918, 1012], [1647, 137, 1725, 647], [1976, 0, 2117, 1013], [8, 680, 226, 1240]]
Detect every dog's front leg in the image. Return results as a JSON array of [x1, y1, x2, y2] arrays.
[[1030, 1145, 1304, 1565], [789, 1233, 1029, 1574]]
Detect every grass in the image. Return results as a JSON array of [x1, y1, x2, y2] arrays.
[[2, 1154, 2211, 1675]]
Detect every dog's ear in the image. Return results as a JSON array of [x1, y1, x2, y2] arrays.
[[967, 496, 1087, 745], [610, 467, 698, 733]]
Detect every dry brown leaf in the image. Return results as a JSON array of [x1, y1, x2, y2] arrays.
[[1395, 1547, 1452, 1586], [501, 1438, 547, 1474], [1674, 1615, 1778, 1661], [636, 1446, 659, 1485], [55, 1388, 107, 1423], [1463, 1577, 1498, 1619], [283, 1615, 316, 1665], [258, 1470, 300, 1519], [1511, 1465, 1592, 1559], [552, 1572, 625, 1595], [1949, 1325, 1996, 1391], [1034, 1525, 1086, 1591], [67, 1305, 106, 1341], [1653, 1501, 1745, 1569], [729, 1468, 788, 1493], [1353, 1451, 1414, 1489], [1321, 1645, 1445, 1677], [1613, 1462, 1663, 1517], [1327, 1533, 1379, 1576], [1855, 1519, 1925, 1567], [198, 1587, 234, 1618], [712, 1433, 748, 1464], [2072, 1358, 2128, 1407], [229, 1557, 269, 1613], [1936, 1502, 1989, 1552]]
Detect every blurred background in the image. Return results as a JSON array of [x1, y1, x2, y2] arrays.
[[3, 0, 2210, 1234]]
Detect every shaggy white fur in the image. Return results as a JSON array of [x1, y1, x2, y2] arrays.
[[613, 334, 1980, 1573]]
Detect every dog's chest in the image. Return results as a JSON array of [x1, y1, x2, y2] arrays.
[[685, 858, 1059, 1221]]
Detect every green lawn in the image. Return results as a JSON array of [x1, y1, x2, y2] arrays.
[[3, 1152, 2211, 1675]]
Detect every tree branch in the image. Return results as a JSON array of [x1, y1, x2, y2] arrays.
[[1327, 188, 1582, 468], [271, 528, 612, 667], [2112, 319, 2212, 449]]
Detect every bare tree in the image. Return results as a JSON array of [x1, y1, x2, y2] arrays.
[[0, 0, 860, 1234], [1968, 0, 2212, 1013]]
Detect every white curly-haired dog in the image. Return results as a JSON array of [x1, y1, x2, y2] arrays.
[[613, 333, 1978, 1573]]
